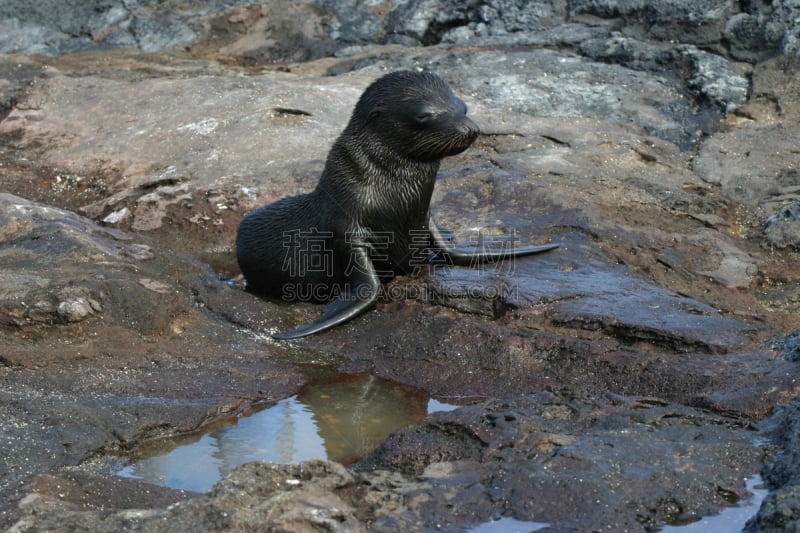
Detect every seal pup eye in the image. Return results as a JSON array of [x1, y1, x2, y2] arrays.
[[414, 111, 436, 124]]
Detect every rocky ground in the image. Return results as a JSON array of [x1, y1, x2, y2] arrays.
[[2, 1, 800, 531]]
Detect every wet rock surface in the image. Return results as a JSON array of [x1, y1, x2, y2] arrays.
[[11, 461, 363, 533], [355, 393, 765, 531], [746, 390, 800, 532], [8, 395, 767, 532], [1, 1, 800, 531]]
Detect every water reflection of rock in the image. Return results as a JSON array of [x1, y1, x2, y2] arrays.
[[119, 397, 326, 493], [298, 374, 430, 465], [118, 374, 430, 493]]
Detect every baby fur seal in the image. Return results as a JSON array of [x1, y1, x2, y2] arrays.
[[236, 70, 557, 339]]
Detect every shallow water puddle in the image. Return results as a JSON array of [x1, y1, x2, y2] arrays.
[[467, 516, 550, 532], [656, 475, 768, 532], [115, 373, 458, 492]]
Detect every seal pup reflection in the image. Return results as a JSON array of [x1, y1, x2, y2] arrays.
[[236, 70, 556, 339]]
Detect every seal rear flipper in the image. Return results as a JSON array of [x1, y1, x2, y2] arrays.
[[429, 219, 558, 265], [272, 246, 381, 340]]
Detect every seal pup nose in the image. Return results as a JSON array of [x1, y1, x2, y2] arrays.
[[461, 119, 480, 141], [468, 123, 480, 141]]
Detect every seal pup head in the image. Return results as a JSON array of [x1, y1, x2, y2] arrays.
[[347, 70, 480, 162]]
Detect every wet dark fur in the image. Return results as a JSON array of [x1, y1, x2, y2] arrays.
[[236, 71, 479, 302]]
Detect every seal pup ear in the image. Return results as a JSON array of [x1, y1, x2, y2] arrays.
[[366, 106, 386, 123]]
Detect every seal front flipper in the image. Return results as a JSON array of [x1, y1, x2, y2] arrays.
[[429, 219, 558, 265], [272, 246, 381, 340]]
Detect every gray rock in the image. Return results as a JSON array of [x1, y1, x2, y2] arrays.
[[693, 56, 800, 207], [0, 193, 306, 518], [680, 45, 749, 111], [746, 397, 800, 532], [55, 289, 102, 323], [724, 13, 785, 63], [3, 5, 800, 530], [763, 201, 800, 250], [384, 0, 567, 45], [1, 0, 799, 66], [10, 461, 365, 532], [727, 0, 800, 59], [767, 328, 800, 362], [319, 0, 387, 47], [205, 1, 339, 65], [429, 249, 752, 353], [579, 37, 750, 113], [0, 66, 369, 239], [476, 0, 567, 35], [7, 395, 767, 532], [384, 0, 472, 45], [774, 0, 800, 56], [0, 194, 148, 328], [0, 55, 47, 116], [744, 485, 800, 533], [569, 0, 737, 46], [355, 393, 764, 531], [0, 0, 251, 56], [347, 46, 710, 148]]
